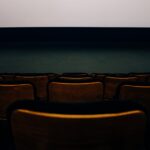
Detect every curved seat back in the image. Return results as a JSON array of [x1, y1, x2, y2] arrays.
[[10, 104, 146, 150], [48, 81, 104, 103], [0, 82, 35, 118], [61, 73, 89, 77], [15, 75, 49, 101], [104, 76, 137, 100], [116, 82, 150, 114], [0, 76, 3, 81]]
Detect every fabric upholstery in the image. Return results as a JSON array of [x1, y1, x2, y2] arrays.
[[48, 82, 103, 103], [10, 108, 146, 150], [15, 75, 49, 101], [104, 76, 137, 100], [0, 83, 34, 118]]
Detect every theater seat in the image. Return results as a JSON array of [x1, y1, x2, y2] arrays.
[[0, 81, 35, 119], [55, 76, 93, 82], [115, 82, 150, 112], [8, 101, 147, 150], [90, 73, 107, 82], [0, 81, 36, 150], [47, 73, 59, 80], [147, 76, 150, 82], [116, 82, 150, 100], [104, 76, 137, 100], [1, 74, 15, 81], [61, 72, 89, 77], [15, 74, 49, 101], [0, 76, 3, 81], [48, 81, 104, 103], [129, 73, 150, 82]]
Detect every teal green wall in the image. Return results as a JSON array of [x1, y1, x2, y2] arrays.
[[0, 43, 150, 73]]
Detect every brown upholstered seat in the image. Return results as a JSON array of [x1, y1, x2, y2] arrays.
[[15, 75, 49, 101], [91, 73, 106, 82], [115, 82, 150, 148], [0, 76, 3, 81], [47, 73, 59, 80], [0, 82, 35, 118], [104, 76, 137, 100], [56, 76, 93, 82], [58, 73, 92, 82], [1, 74, 15, 81], [48, 81, 104, 102], [61, 72, 89, 77], [129, 73, 150, 82], [147, 76, 150, 82], [116, 82, 150, 113], [117, 84, 150, 101], [136, 74, 150, 82], [10, 108, 146, 150]]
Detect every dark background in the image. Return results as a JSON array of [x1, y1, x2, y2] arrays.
[[0, 27, 150, 73]]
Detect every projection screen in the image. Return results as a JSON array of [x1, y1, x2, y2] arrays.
[[0, 0, 150, 27]]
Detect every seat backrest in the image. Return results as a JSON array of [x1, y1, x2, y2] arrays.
[[47, 73, 59, 80], [147, 76, 150, 82], [90, 73, 107, 82], [115, 82, 150, 150], [61, 72, 89, 77], [104, 76, 137, 100], [118, 84, 150, 101], [1, 74, 15, 81], [55, 76, 93, 82], [48, 81, 104, 103], [135, 74, 150, 82], [0, 82, 35, 118], [129, 73, 150, 82], [10, 108, 146, 150], [116, 82, 150, 111], [0, 76, 3, 81], [15, 75, 49, 101]]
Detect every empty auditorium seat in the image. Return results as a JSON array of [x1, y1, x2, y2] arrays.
[[8, 100, 147, 150], [56, 76, 93, 82], [0, 76, 3, 81], [130, 73, 150, 82], [115, 81, 150, 148], [0, 81, 36, 150], [90, 73, 107, 82], [104, 76, 137, 100], [115, 82, 150, 114], [61, 72, 89, 77], [47, 73, 59, 80], [15, 74, 49, 101], [116, 82, 150, 101], [0, 81, 35, 119], [147, 76, 150, 82], [1, 74, 15, 81], [48, 80, 104, 103]]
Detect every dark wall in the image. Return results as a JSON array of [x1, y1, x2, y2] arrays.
[[0, 43, 150, 73], [0, 28, 150, 73]]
